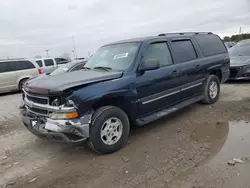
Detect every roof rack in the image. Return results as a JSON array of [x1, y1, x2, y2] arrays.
[[158, 32, 213, 36]]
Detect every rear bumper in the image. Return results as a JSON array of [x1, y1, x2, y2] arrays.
[[20, 106, 91, 143]]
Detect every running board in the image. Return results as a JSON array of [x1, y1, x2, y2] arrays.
[[136, 95, 203, 126]]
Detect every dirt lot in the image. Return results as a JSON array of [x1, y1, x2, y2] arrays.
[[1, 83, 250, 188]]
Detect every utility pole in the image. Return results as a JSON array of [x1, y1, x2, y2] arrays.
[[45, 49, 50, 57], [72, 50, 76, 60], [72, 36, 78, 60]]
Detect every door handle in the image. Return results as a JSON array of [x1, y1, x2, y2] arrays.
[[171, 70, 178, 76]]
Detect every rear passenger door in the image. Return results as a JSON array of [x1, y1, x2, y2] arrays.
[[43, 59, 56, 73], [170, 38, 204, 99]]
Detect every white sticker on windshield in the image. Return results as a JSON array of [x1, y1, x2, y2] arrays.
[[113, 53, 128, 59]]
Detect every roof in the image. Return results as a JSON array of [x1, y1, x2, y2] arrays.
[[104, 32, 213, 46]]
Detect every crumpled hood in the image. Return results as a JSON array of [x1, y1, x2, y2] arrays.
[[25, 70, 123, 95], [230, 56, 250, 67]]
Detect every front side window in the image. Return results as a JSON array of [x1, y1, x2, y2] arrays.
[[143, 42, 173, 67], [44, 59, 54, 66], [171, 40, 197, 63], [84, 43, 140, 71]]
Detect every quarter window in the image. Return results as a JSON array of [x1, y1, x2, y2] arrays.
[[143, 42, 173, 67], [194, 35, 227, 56], [36, 60, 43, 67], [171, 40, 197, 63]]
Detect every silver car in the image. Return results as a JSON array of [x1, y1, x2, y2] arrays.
[[0, 59, 41, 94]]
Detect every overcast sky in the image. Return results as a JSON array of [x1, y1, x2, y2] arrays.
[[0, 0, 249, 59]]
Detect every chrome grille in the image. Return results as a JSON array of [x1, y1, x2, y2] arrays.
[[24, 91, 49, 116]]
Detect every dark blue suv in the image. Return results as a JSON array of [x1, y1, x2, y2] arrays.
[[20, 32, 230, 154]]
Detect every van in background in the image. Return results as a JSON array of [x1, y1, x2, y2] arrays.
[[0, 59, 42, 94]]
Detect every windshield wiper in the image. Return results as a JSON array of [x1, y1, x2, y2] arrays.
[[93, 66, 112, 71]]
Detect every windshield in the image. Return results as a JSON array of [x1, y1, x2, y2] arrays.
[[50, 62, 76, 75], [84, 43, 140, 71], [229, 40, 250, 57]]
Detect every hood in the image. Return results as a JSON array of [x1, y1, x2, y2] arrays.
[[230, 56, 250, 67], [25, 70, 123, 95]]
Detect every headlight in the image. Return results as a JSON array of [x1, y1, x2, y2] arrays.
[[49, 111, 78, 120]]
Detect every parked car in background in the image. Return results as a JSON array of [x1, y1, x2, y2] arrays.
[[21, 32, 229, 154], [0, 59, 42, 94], [50, 60, 87, 76], [28, 61, 87, 82], [224, 41, 236, 49], [228, 39, 250, 80], [35, 58, 70, 74]]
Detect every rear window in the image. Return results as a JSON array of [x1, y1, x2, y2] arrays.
[[36, 60, 43, 67], [171, 40, 197, 63], [44, 59, 54, 66], [194, 35, 227, 57]]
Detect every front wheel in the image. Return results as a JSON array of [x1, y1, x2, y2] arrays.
[[88, 106, 130, 154], [202, 75, 220, 104]]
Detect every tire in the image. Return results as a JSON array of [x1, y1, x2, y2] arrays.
[[88, 106, 130, 154], [201, 75, 220, 104], [19, 78, 28, 90]]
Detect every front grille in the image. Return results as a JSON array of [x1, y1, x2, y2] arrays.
[[24, 91, 50, 116], [26, 106, 48, 116], [230, 68, 239, 78], [26, 95, 48, 104]]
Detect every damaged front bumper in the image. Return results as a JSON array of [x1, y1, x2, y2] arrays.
[[20, 105, 92, 143]]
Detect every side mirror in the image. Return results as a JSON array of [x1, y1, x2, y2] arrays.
[[139, 59, 160, 71]]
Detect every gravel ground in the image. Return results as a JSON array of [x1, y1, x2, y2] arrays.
[[1, 83, 250, 188]]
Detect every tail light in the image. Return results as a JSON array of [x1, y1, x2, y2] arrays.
[[38, 68, 43, 74]]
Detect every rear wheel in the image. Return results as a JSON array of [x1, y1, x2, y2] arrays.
[[88, 106, 130, 154], [202, 75, 220, 104]]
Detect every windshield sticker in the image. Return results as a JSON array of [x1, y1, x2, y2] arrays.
[[113, 53, 128, 59]]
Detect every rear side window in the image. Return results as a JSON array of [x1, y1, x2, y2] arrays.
[[44, 59, 54, 66], [36, 60, 43, 67], [0, 62, 11, 73], [171, 40, 197, 63], [143, 42, 173, 67], [194, 35, 227, 57]]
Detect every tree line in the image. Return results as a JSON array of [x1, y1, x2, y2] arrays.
[[223, 33, 250, 42]]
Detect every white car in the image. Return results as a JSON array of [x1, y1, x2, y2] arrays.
[[35, 58, 69, 74], [0, 59, 42, 94]]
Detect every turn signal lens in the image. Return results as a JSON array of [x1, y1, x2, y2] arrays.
[[66, 112, 78, 119], [49, 111, 78, 119]]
